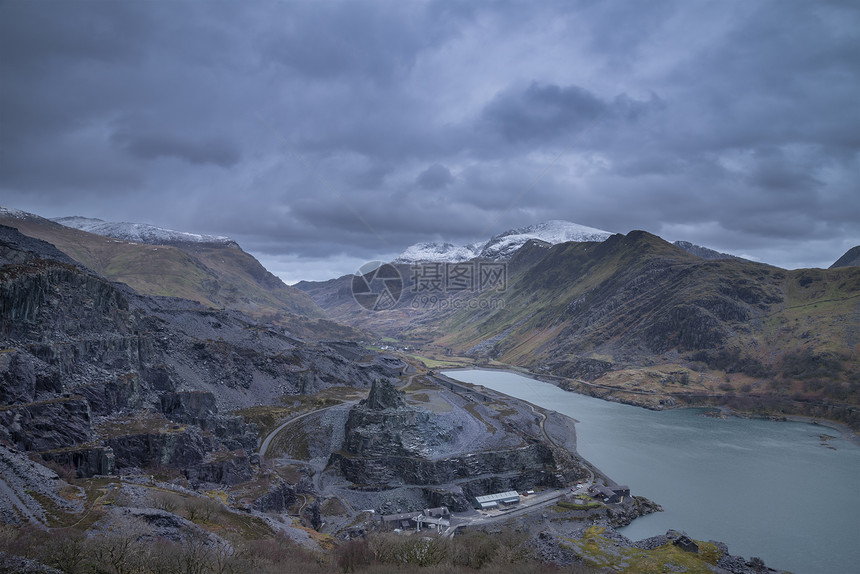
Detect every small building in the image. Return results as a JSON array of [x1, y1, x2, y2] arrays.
[[475, 490, 520, 510], [666, 530, 699, 553], [423, 506, 451, 520], [381, 511, 421, 530], [379, 507, 451, 533], [674, 535, 699, 553], [611, 485, 630, 498], [588, 484, 629, 504]]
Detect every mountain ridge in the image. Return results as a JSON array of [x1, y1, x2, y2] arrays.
[[394, 220, 614, 263], [302, 229, 860, 429], [830, 245, 860, 269], [52, 216, 236, 247], [0, 205, 332, 331]]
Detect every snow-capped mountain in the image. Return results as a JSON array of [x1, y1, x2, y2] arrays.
[[52, 216, 236, 246], [394, 220, 614, 263], [479, 220, 613, 260], [394, 241, 485, 263], [0, 206, 38, 221]]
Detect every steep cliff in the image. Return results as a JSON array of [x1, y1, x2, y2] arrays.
[[336, 381, 581, 493], [0, 226, 403, 482]]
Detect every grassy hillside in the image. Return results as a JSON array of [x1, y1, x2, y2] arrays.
[[301, 231, 860, 426], [0, 213, 336, 330]]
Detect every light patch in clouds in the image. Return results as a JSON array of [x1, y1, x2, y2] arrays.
[[256, 252, 399, 285]]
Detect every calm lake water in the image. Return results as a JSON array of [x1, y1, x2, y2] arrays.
[[444, 369, 860, 574]]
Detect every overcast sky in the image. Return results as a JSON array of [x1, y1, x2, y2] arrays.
[[2, 1, 858, 283]]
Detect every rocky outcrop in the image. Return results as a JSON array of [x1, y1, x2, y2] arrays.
[[645, 304, 727, 353], [0, 445, 84, 525], [0, 350, 47, 404], [0, 398, 92, 451], [343, 381, 454, 459], [335, 443, 571, 488], [0, 224, 79, 268], [0, 231, 402, 490], [160, 391, 217, 423], [421, 486, 472, 512], [77, 375, 143, 416], [41, 446, 116, 478], [830, 245, 860, 269], [185, 451, 252, 486], [548, 357, 613, 381], [337, 380, 580, 494], [106, 428, 206, 470], [253, 479, 297, 512], [0, 261, 130, 335]]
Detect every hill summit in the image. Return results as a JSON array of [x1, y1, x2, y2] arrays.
[[52, 216, 236, 247], [395, 220, 614, 263]]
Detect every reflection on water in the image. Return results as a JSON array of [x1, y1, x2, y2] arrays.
[[444, 369, 860, 574]]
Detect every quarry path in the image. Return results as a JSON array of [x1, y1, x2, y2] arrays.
[[259, 404, 346, 460]]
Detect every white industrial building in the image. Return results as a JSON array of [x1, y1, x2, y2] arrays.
[[475, 490, 520, 510]]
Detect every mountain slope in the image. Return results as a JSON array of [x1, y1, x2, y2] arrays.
[[830, 245, 860, 269], [52, 216, 234, 246], [672, 240, 740, 261], [479, 220, 613, 260], [0, 206, 326, 325], [394, 220, 613, 263], [432, 232, 859, 423], [302, 230, 860, 427], [0, 222, 401, 481]]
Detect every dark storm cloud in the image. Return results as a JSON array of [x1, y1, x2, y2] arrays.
[[481, 83, 608, 143], [111, 130, 240, 167], [417, 164, 454, 190], [1, 0, 858, 280]]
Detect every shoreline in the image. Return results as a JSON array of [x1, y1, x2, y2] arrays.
[[438, 364, 860, 448]]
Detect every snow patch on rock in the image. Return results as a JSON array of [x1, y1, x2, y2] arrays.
[[52, 216, 235, 246], [395, 220, 613, 263]]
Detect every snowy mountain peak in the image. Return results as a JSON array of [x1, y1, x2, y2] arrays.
[[394, 220, 614, 263], [481, 220, 613, 260], [394, 241, 483, 263], [0, 205, 41, 221], [52, 216, 236, 246]]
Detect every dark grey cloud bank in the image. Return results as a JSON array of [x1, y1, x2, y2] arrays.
[[1, 0, 858, 282]]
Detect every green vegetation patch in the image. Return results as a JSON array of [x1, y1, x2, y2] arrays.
[[567, 526, 723, 573], [555, 500, 604, 511]]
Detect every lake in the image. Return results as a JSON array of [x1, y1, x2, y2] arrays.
[[444, 369, 860, 574]]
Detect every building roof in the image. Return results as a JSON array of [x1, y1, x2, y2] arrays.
[[475, 491, 520, 504], [416, 516, 450, 527], [381, 511, 421, 523]]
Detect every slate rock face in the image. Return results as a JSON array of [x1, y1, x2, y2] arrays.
[[830, 245, 860, 269], [336, 380, 582, 493], [0, 398, 93, 451], [0, 231, 403, 486], [0, 350, 36, 404], [41, 446, 116, 478], [160, 391, 218, 423], [361, 379, 407, 410], [334, 443, 565, 487], [253, 479, 297, 512], [186, 451, 252, 486], [106, 428, 207, 470], [77, 376, 143, 416], [343, 381, 452, 459]]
